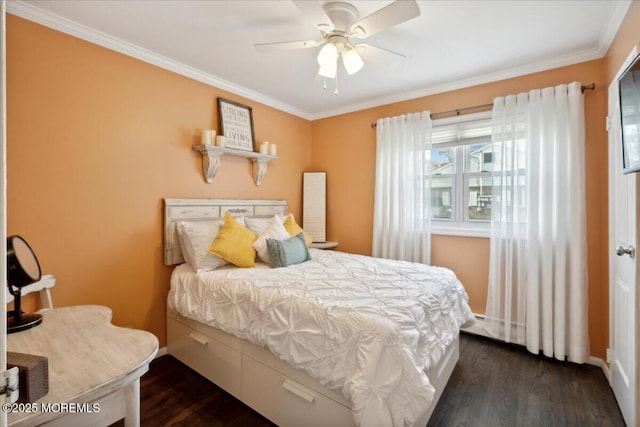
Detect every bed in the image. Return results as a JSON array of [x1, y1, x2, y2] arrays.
[[164, 198, 474, 427]]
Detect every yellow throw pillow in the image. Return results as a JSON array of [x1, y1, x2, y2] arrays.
[[208, 212, 258, 267], [283, 213, 312, 246]]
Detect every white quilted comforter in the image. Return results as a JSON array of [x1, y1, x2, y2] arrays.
[[168, 249, 474, 427]]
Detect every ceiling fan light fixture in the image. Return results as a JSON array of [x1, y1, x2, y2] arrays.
[[318, 61, 337, 79], [342, 48, 364, 75], [317, 43, 338, 67], [257, 0, 421, 92]]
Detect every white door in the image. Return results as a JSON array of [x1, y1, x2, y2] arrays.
[[608, 47, 639, 427]]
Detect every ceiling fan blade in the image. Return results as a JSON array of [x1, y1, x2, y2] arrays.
[[292, 0, 335, 32], [350, 0, 420, 39], [255, 39, 324, 52], [355, 43, 405, 65]]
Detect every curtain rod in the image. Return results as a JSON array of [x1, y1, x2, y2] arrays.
[[370, 83, 596, 128]]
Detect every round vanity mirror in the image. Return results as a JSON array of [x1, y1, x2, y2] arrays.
[[7, 235, 43, 333], [8, 235, 41, 286]]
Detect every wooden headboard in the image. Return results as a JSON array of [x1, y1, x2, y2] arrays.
[[163, 198, 288, 266]]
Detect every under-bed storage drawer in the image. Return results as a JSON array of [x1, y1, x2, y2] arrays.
[[242, 356, 354, 427], [167, 317, 242, 399]]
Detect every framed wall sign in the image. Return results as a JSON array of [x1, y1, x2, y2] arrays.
[[217, 98, 256, 152]]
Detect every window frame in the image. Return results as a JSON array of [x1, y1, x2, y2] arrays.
[[430, 111, 493, 238]]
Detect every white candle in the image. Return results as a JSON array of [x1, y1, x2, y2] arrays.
[[215, 135, 225, 147], [201, 129, 215, 145], [260, 142, 269, 154], [201, 130, 210, 145], [269, 143, 277, 156]]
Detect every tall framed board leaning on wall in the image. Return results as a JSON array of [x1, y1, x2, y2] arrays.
[[303, 172, 327, 243]]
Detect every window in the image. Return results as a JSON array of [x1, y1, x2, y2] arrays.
[[429, 111, 493, 237]]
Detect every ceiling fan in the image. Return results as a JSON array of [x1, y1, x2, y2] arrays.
[[255, 0, 420, 89]]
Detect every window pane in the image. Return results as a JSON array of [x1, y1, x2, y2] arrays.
[[431, 177, 453, 220], [467, 144, 495, 173], [431, 148, 455, 174], [430, 115, 493, 232], [467, 175, 492, 221]]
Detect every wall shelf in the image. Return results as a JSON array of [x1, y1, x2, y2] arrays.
[[193, 144, 278, 186]]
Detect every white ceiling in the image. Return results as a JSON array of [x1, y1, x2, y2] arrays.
[[8, 0, 631, 120]]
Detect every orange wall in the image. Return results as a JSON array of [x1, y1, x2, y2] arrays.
[[310, 60, 609, 357], [6, 15, 312, 346]]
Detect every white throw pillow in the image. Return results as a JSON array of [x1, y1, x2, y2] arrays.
[[245, 214, 284, 236], [176, 220, 228, 271], [252, 216, 291, 263]]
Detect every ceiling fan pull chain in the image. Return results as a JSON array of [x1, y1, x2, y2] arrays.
[[334, 72, 339, 95], [323, 77, 327, 91]]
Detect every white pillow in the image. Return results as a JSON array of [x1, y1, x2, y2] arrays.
[[245, 214, 284, 236], [233, 215, 247, 227], [176, 221, 228, 271], [252, 216, 291, 263]]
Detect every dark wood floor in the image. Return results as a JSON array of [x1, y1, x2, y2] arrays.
[[136, 356, 274, 427], [427, 334, 624, 427], [132, 333, 625, 427]]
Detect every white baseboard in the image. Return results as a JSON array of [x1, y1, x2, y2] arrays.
[[461, 315, 491, 337], [593, 356, 611, 383], [461, 313, 497, 340]]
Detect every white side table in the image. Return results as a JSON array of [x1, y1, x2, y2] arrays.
[[7, 305, 158, 427], [310, 241, 338, 249]]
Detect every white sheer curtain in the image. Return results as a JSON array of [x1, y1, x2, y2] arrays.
[[485, 82, 589, 363], [372, 112, 432, 264]]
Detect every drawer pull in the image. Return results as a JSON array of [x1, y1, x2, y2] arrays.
[[189, 332, 209, 346], [282, 380, 315, 403]]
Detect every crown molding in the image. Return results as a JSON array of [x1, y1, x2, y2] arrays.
[[6, 1, 314, 121], [309, 44, 606, 120]]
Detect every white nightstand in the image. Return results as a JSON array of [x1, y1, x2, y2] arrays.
[[310, 241, 338, 249]]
